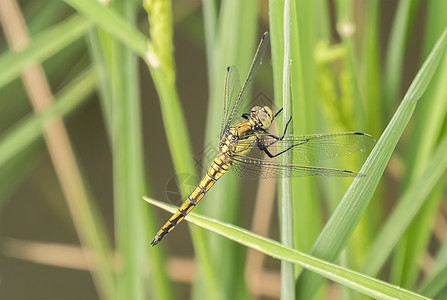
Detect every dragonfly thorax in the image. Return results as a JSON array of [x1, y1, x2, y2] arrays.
[[249, 106, 273, 130]]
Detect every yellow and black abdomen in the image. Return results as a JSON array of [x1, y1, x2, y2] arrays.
[[150, 152, 232, 246], [150, 120, 256, 246]]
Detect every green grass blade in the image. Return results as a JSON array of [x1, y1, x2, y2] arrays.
[[62, 1, 158, 298], [362, 0, 381, 135], [0, 13, 92, 88], [294, 25, 447, 298], [390, 1, 447, 288], [290, 0, 320, 255], [0, 64, 115, 299], [280, 1, 295, 299], [112, 36, 146, 300], [350, 0, 381, 272], [85, 29, 113, 139], [362, 131, 447, 276], [87, 25, 172, 299], [143, 0, 195, 193], [143, 1, 222, 299], [382, 0, 422, 120], [0, 144, 39, 210], [334, 0, 364, 121], [0, 4, 115, 297], [26, 1, 71, 35], [83, 2, 152, 298], [200, 2, 258, 299], [63, 0, 147, 57], [0, 68, 98, 166], [269, 0, 284, 99], [419, 239, 447, 297], [144, 197, 430, 300], [419, 267, 447, 298], [0, 67, 96, 210], [202, 0, 257, 231], [202, 0, 216, 75]]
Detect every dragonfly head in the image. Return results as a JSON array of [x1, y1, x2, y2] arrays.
[[250, 106, 273, 129]]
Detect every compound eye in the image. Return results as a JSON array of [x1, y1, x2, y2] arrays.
[[263, 106, 272, 119], [258, 111, 267, 122], [258, 111, 270, 127], [251, 106, 261, 113]]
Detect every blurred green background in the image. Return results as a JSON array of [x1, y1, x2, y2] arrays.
[[1, 0, 447, 299]]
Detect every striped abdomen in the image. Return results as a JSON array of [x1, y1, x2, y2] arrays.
[[150, 153, 232, 246]]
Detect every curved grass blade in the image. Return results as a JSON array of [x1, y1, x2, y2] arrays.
[[143, 197, 429, 300], [391, 1, 447, 288], [362, 126, 447, 277], [295, 25, 447, 298]]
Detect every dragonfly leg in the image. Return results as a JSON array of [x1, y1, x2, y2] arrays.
[[263, 115, 292, 148], [258, 115, 309, 158], [272, 107, 283, 120], [259, 139, 307, 158]]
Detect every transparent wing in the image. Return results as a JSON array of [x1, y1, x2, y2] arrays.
[[231, 132, 376, 178], [237, 132, 375, 163], [220, 66, 242, 138], [220, 32, 270, 139], [232, 157, 361, 178]]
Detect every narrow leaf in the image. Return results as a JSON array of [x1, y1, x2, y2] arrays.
[[144, 197, 429, 300], [295, 26, 447, 298]]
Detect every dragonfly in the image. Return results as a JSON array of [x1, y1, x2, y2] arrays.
[[150, 32, 375, 246]]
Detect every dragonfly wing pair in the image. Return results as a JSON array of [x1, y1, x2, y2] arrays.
[[231, 132, 376, 178]]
